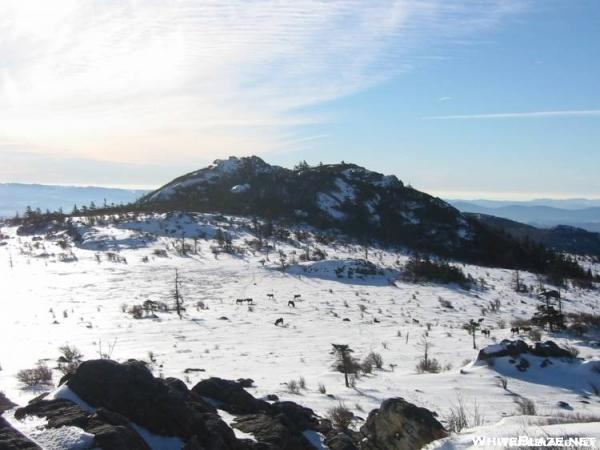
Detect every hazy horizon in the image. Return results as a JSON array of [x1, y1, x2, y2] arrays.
[[3, 178, 600, 203]]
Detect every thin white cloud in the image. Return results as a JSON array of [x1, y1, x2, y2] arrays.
[[0, 0, 525, 165], [426, 109, 600, 120]]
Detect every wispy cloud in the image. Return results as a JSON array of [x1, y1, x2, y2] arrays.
[[0, 1, 525, 165], [426, 109, 600, 120]]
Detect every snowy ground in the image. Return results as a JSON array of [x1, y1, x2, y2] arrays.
[[1, 212, 599, 448]]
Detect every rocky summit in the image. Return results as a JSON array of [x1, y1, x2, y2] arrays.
[[138, 156, 569, 272]]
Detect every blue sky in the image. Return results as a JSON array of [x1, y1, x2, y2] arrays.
[[1, 1, 598, 198]]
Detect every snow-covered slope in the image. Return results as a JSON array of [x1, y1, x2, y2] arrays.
[[137, 156, 566, 271], [1, 212, 599, 450]]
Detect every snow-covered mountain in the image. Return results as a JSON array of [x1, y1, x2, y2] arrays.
[[138, 156, 567, 272]]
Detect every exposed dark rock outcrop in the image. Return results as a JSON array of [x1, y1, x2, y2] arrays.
[[0, 393, 16, 415], [0, 416, 41, 450], [16, 360, 240, 450], [324, 431, 358, 450], [477, 340, 575, 361], [192, 377, 270, 415], [233, 414, 315, 450], [15, 397, 149, 450], [359, 398, 447, 450], [9, 359, 450, 450], [65, 359, 228, 443]]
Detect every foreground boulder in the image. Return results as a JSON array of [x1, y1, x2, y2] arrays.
[[359, 398, 447, 450], [13, 360, 326, 450], [15, 398, 149, 450], [10, 359, 449, 450], [16, 360, 241, 449], [64, 359, 236, 446]]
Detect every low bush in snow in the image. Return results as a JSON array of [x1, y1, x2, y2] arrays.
[[364, 352, 384, 370], [515, 396, 536, 415], [17, 362, 53, 387], [328, 403, 354, 431], [416, 357, 441, 374]]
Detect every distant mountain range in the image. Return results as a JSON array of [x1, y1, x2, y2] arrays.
[[466, 213, 600, 258], [449, 200, 600, 233], [0, 183, 148, 218]]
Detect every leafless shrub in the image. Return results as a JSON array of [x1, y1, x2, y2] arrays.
[[57, 345, 83, 375], [364, 352, 384, 369], [328, 403, 354, 431], [445, 397, 484, 433], [515, 396, 536, 415], [17, 362, 53, 387], [286, 379, 300, 394], [298, 376, 307, 390], [360, 360, 373, 374], [416, 357, 441, 373]]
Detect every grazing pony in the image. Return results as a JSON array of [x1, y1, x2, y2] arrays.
[[274, 318, 284, 326], [288, 300, 296, 308]]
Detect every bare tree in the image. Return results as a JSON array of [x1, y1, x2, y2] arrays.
[[173, 269, 184, 319]]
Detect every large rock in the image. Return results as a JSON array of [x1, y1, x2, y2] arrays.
[[0, 416, 41, 450], [20, 359, 244, 450], [233, 414, 315, 450], [192, 377, 270, 415], [269, 402, 320, 432], [531, 341, 574, 358], [324, 431, 358, 450], [359, 398, 447, 450], [86, 408, 151, 450], [65, 359, 237, 447], [15, 398, 149, 450], [231, 398, 323, 450]]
